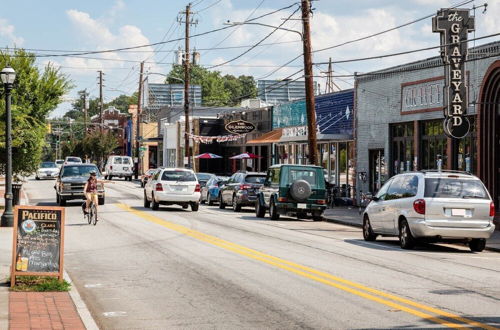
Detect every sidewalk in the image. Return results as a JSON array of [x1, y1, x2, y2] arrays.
[[0, 177, 88, 329], [323, 207, 500, 252]]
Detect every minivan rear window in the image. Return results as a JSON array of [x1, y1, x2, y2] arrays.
[[424, 178, 488, 199], [161, 171, 196, 182]]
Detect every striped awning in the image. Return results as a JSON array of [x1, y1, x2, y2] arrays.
[[247, 129, 283, 144]]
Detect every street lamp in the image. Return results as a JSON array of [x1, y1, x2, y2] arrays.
[[1, 66, 16, 227]]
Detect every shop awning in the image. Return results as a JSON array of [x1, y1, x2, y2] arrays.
[[247, 128, 283, 144]]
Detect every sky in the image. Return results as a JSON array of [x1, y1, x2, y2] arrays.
[[1, 0, 499, 118]]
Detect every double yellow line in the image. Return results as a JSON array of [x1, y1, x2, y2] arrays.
[[116, 203, 497, 330]]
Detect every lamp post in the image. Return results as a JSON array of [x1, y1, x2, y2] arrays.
[[1, 66, 16, 227]]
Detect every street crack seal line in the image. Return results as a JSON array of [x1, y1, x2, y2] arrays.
[[116, 203, 498, 330]]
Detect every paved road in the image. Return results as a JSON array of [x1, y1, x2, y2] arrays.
[[25, 178, 500, 329]]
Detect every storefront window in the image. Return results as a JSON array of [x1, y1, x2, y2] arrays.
[[420, 120, 447, 170], [391, 122, 414, 174], [339, 142, 349, 196], [457, 116, 477, 173], [329, 143, 337, 185]]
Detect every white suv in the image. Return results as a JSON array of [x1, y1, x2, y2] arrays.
[[144, 168, 201, 211], [363, 171, 495, 252]]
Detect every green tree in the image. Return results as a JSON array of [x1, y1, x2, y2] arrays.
[[106, 92, 137, 113], [83, 130, 119, 167], [0, 49, 72, 176]]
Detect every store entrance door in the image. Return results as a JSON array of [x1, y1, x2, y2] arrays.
[[369, 149, 385, 195], [478, 61, 500, 213]]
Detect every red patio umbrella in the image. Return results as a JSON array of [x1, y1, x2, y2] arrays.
[[229, 152, 262, 159], [195, 153, 223, 159]]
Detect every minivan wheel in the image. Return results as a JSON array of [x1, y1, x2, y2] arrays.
[[151, 194, 159, 210], [190, 202, 199, 212], [399, 219, 415, 249], [363, 216, 377, 241], [144, 192, 150, 208], [469, 238, 486, 252]]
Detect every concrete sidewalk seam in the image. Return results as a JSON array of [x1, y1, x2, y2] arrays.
[[64, 271, 99, 330]]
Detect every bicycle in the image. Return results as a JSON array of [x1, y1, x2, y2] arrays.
[[83, 199, 98, 225], [358, 191, 372, 215]]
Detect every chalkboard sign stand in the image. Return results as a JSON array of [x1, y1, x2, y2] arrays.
[[11, 205, 65, 287]]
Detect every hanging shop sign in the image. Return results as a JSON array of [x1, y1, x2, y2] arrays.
[[225, 120, 256, 135], [187, 133, 247, 144], [432, 8, 475, 139]]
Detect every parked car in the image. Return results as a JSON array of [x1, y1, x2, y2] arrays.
[[256, 164, 327, 221], [200, 176, 229, 205], [55, 159, 64, 168], [219, 171, 266, 211], [105, 155, 134, 181], [144, 168, 200, 211], [64, 156, 82, 164], [36, 162, 60, 180], [196, 173, 215, 188], [362, 171, 496, 252], [54, 164, 105, 206], [141, 168, 157, 188]]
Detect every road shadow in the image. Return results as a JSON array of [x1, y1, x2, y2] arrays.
[[345, 239, 472, 253], [355, 315, 500, 329], [66, 223, 89, 227], [129, 205, 192, 213]]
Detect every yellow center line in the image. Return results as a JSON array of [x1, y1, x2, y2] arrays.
[[116, 203, 497, 330]]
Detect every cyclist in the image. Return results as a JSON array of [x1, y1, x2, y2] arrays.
[[83, 171, 99, 215]]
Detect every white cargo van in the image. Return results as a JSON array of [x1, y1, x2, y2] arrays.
[[105, 156, 134, 181]]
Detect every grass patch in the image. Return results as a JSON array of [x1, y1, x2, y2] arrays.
[[10, 276, 71, 292]]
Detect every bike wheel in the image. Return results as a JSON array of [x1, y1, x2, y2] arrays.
[[92, 204, 98, 225], [86, 205, 92, 225]]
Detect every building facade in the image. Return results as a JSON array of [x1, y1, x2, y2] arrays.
[[355, 41, 500, 215], [257, 79, 317, 105]]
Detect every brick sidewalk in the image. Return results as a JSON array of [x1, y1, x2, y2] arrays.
[[9, 292, 85, 330]]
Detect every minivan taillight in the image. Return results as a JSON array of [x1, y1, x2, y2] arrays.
[[490, 201, 496, 217], [155, 183, 163, 191], [239, 184, 251, 190], [110, 166, 113, 170], [413, 199, 426, 215], [195, 184, 201, 192]]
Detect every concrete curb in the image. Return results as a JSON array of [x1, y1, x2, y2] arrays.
[[323, 216, 500, 253], [64, 271, 99, 330]]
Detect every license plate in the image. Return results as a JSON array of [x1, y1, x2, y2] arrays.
[[297, 203, 307, 209], [452, 209, 466, 216], [124, 167, 129, 171], [173, 186, 186, 191]]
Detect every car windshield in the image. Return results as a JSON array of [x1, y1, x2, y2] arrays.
[[41, 162, 56, 168], [67, 157, 81, 163], [245, 175, 266, 184], [196, 173, 213, 181], [424, 178, 488, 199], [55, 160, 64, 164], [162, 171, 196, 182], [289, 169, 318, 188], [62, 166, 99, 177]]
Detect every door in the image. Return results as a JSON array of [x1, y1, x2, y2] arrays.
[[369, 149, 385, 195], [261, 168, 280, 207], [380, 176, 406, 233], [369, 178, 393, 232]]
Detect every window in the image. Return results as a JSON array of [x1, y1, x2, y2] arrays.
[[375, 178, 393, 200], [385, 175, 418, 200], [269, 168, 280, 185], [420, 120, 447, 170], [113, 157, 123, 164], [424, 178, 488, 199], [122, 157, 131, 165], [161, 171, 196, 182], [245, 175, 266, 184], [41, 162, 56, 168], [386, 176, 404, 200], [289, 169, 318, 188], [62, 166, 99, 177], [391, 122, 414, 174]]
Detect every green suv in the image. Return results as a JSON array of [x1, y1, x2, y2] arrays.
[[255, 164, 327, 221]]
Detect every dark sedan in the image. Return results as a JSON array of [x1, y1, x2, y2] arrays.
[[219, 172, 266, 211]]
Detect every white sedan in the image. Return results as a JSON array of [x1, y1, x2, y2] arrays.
[[144, 168, 201, 211], [36, 162, 60, 180]]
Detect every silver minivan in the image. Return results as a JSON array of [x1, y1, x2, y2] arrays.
[[363, 171, 495, 252]]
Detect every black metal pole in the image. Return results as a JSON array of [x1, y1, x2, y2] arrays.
[[1, 83, 13, 227]]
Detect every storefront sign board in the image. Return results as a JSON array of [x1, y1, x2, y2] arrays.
[[225, 120, 256, 135]]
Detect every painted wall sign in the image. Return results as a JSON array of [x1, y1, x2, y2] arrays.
[[432, 8, 475, 138], [401, 79, 444, 112], [225, 120, 256, 135], [11, 206, 65, 287]]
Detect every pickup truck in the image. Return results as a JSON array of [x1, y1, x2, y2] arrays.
[[54, 164, 105, 206]]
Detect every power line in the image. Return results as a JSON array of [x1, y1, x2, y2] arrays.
[[197, 0, 223, 12]]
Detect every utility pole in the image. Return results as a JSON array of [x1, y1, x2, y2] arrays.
[[181, 4, 195, 168], [98, 70, 104, 132], [301, 0, 318, 165], [80, 89, 88, 137], [135, 61, 144, 179], [322, 57, 340, 94]]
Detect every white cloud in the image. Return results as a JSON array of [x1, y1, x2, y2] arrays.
[[0, 18, 24, 46], [479, 2, 500, 35]]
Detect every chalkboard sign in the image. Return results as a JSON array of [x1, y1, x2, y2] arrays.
[[11, 206, 65, 286]]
